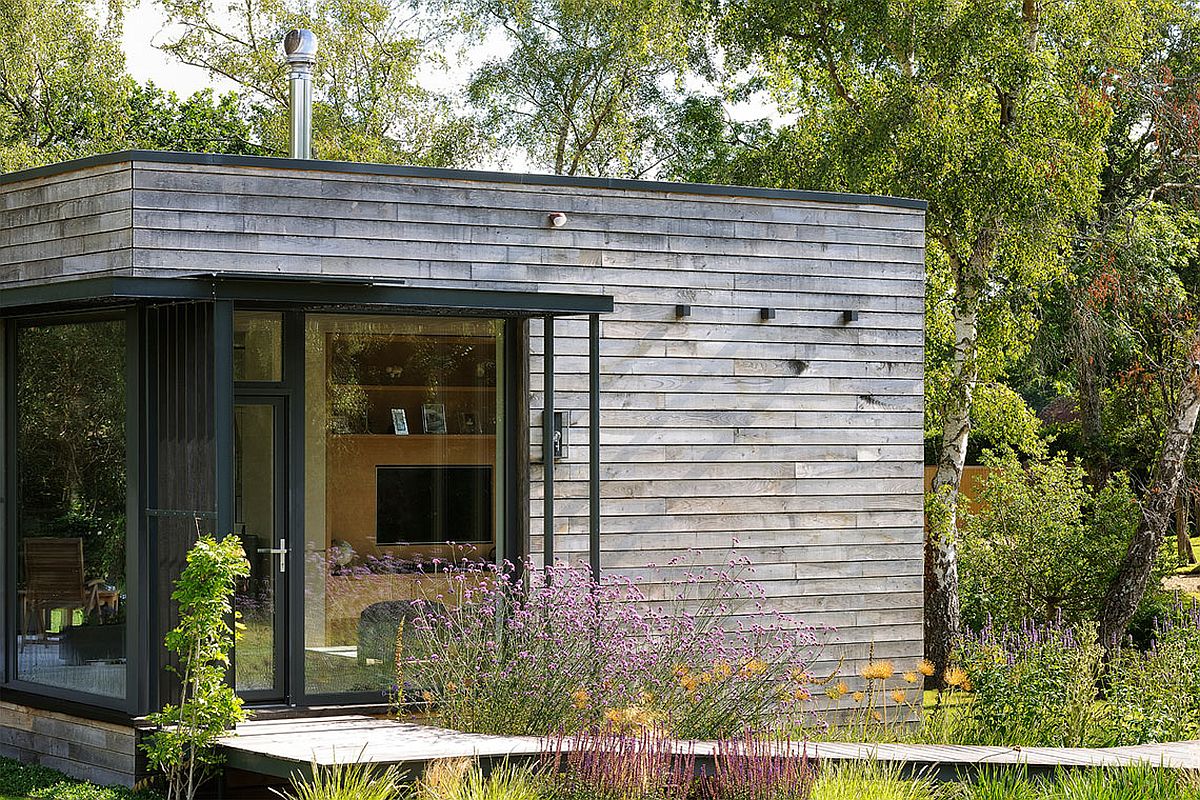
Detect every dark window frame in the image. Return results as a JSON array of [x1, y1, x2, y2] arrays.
[[2, 307, 141, 714]]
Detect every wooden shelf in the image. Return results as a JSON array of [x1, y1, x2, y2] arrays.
[[329, 434, 496, 440], [330, 384, 494, 392]]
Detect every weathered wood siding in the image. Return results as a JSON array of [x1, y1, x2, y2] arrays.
[[0, 163, 132, 284], [1, 155, 926, 675], [0, 701, 138, 787]]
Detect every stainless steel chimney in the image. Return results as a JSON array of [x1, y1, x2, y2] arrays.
[[283, 29, 317, 159]]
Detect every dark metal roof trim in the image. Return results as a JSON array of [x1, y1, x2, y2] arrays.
[[0, 150, 928, 210], [0, 275, 615, 316]]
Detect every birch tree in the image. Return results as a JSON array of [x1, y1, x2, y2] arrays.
[[714, 0, 1145, 672], [456, 0, 694, 176]]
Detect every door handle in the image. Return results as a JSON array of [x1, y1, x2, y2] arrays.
[[256, 539, 288, 573]]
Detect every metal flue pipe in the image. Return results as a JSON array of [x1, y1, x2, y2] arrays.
[[283, 29, 317, 159]]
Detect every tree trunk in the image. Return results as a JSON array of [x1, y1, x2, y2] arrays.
[[1098, 336, 1200, 648], [1177, 488, 1195, 565], [925, 229, 996, 677]]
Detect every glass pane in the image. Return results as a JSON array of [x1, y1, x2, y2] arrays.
[[234, 403, 278, 693], [15, 318, 127, 699], [303, 314, 504, 696], [234, 311, 283, 382]]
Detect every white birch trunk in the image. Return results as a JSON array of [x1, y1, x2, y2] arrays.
[[925, 229, 995, 675]]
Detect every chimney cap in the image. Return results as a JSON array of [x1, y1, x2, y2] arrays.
[[283, 29, 318, 64]]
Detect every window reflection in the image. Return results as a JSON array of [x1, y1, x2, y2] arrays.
[[15, 318, 127, 699], [303, 314, 504, 695]]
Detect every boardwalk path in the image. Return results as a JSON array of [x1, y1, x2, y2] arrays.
[[218, 715, 1200, 780]]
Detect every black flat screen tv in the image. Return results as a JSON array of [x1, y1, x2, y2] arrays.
[[376, 465, 493, 544]]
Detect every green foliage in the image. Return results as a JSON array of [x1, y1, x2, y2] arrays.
[[0, 756, 159, 800], [459, 0, 695, 176], [0, 0, 128, 168], [415, 760, 544, 800], [1106, 598, 1200, 744], [154, 0, 483, 165], [958, 452, 1151, 629], [809, 761, 937, 800], [0, 0, 257, 170], [960, 766, 1200, 800], [142, 535, 251, 800], [955, 620, 1106, 748], [271, 757, 407, 800]]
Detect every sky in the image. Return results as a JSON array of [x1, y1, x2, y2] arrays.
[[122, 2, 235, 97]]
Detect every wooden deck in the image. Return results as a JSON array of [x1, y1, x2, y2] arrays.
[[217, 715, 1200, 780]]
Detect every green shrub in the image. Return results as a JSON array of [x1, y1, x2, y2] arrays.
[[958, 451, 1147, 630], [954, 619, 1106, 747], [1106, 597, 1200, 744], [0, 756, 159, 800], [142, 535, 251, 800]]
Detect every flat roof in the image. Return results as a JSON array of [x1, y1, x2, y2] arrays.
[[0, 150, 928, 211]]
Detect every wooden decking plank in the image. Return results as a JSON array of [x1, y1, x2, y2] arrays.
[[217, 717, 1200, 774]]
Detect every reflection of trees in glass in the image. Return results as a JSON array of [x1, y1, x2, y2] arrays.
[[17, 320, 127, 586]]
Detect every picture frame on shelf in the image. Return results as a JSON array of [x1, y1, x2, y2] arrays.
[[458, 411, 479, 434], [391, 408, 409, 435], [422, 403, 447, 434]]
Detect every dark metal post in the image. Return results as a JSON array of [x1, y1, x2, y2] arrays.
[[589, 314, 601, 579], [542, 316, 554, 568], [213, 301, 235, 538]]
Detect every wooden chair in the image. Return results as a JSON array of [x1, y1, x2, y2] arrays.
[[22, 537, 89, 642]]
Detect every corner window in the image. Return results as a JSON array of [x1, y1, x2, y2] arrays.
[[14, 317, 128, 699]]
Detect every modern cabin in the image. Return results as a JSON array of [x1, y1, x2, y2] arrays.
[[0, 150, 925, 786]]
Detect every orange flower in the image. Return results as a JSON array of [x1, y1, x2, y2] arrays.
[[917, 659, 936, 677], [890, 689, 906, 704], [741, 659, 767, 677], [903, 671, 919, 684], [571, 688, 590, 709], [852, 691, 865, 703], [945, 666, 969, 688], [860, 660, 896, 681]]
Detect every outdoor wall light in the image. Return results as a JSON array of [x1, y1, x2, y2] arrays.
[[548, 212, 568, 228], [843, 309, 860, 323], [553, 410, 569, 460], [675, 304, 692, 319], [760, 307, 776, 321]]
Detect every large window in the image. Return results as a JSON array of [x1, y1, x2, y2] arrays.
[[302, 314, 505, 695], [13, 316, 128, 699]]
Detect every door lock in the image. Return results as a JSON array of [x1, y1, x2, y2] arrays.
[[257, 539, 289, 573]]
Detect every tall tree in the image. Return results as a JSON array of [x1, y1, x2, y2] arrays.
[[154, 0, 483, 165], [1056, 3, 1200, 644], [0, 0, 127, 168], [712, 0, 1145, 671], [458, 0, 695, 176], [0, 0, 260, 171]]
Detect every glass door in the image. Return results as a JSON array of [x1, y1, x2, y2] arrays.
[[233, 397, 287, 702]]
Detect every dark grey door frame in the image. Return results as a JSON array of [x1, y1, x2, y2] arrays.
[[232, 393, 289, 704]]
